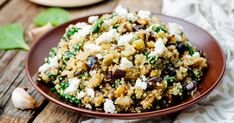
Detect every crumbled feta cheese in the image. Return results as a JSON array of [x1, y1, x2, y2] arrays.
[[77, 91, 85, 99], [75, 22, 88, 28], [48, 57, 59, 68], [89, 70, 97, 76], [85, 103, 92, 109], [96, 29, 120, 45], [115, 5, 128, 17], [86, 88, 95, 98], [192, 52, 200, 57], [118, 33, 134, 46], [73, 25, 91, 39], [127, 13, 137, 22], [134, 77, 147, 90], [88, 16, 99, 23], [119, 57, 133, 70], [64, 78, 81, 94], [175, 34, 182, 41], [83, 43, 101, 53], [38, 64, 49, 73], [168, 23, 183, 35], [38, 56, 58, 73], [104, 99, 116, 113], [150, 38, 167, 56], [96, 54, 103, 59], [138, 10, 151, 19]]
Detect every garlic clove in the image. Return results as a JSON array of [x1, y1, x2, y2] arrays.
[[11, 87, 37, 109]]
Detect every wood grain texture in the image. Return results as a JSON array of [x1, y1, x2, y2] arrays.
[[0, 0, 162, 122]]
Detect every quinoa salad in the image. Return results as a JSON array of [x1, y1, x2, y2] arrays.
[[37, 6, 208, 113]]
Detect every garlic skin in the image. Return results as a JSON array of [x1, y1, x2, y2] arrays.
[[11, 87, 37, 109]]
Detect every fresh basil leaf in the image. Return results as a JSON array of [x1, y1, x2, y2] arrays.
[[0, 23, 29, 51], [34, 8, 72, 26]]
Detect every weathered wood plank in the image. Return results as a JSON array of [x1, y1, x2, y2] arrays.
[[0, 0, 9, 8], [0, 51, 18, 76], [33, 103, 81, 123]]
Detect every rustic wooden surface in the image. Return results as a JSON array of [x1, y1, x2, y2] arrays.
[[0, 0, 162, 122]]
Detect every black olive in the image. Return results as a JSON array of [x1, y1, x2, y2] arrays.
[[112, 69, 126, 79], [133, 24, 146, 31], [147, 76, 162, 90], [104, 71, 112, 81], [87, 56, 98, 70], [184, 81, 197, 91], [177, 42, 186, 54], [166, 42, 176, 47]]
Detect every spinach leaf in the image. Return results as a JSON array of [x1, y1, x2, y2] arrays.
[[34, 8, 72, 26], [164, 75, 176, 82], [0, 23, 29, 50], [92, 19, 103, 33]]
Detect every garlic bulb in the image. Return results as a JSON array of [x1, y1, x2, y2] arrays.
[[11, 87, 37, 109]]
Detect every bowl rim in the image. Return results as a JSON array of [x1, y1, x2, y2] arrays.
[[25, 12, 226, 118]]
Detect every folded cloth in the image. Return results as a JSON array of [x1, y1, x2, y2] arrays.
[[163, 0, 234, 122], [80, 0, 234, 122]]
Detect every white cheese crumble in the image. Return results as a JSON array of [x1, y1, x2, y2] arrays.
[[64, 78, 81, 94], [83, 43, 101, 53], [127, 13, 137, 22], [96, 54, 103, 59], [38, 56, 58, 73], [168, 23, 183, 35], [115, 5, 128, 17], [75, 22, 88, 28], [89, 70, 97, 76], [76, 91, 85, 99], [88, 16, 99, 23], [95, 29, 120, 45], [119, 57, 133, 70], [118, 33, 134, 46], [104, 99, 116, 113], [86, 88, 95, 98], [134, 76, 147, 90], [138, 10, 151, 19], [192, 52, 200, 57], [150, 38, 167, 57], [85, 103, 92, 109], [73, 25, 91, 39]]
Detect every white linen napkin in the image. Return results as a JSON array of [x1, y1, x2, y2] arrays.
[[80, 1, 234, 122], [162, 0, 234, 122]]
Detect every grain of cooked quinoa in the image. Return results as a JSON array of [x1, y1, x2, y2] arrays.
[[38, 6, 208, 113]]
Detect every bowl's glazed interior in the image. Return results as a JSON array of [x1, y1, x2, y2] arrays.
[[26, 13, 225, 119]]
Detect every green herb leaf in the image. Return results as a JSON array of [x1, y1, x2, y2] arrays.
[[63, 26, 80, 40], [188, 45, 194, 55], [0, 23, 29, 51], [92, 19, 103, 33], [164, 75, 176, 82], [60, 82, 69, 90], [152, 25, 167, 33], [34, 8, 72, 26]]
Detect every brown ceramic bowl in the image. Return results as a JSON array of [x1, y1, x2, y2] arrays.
[[26, 13, 225, 119]]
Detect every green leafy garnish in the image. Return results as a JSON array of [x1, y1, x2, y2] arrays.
[[60, 93, 80, 104], [145, 52, 157, 64], [152, 25, 167, 33], [164, 75, 176, 82], [92, 19, 103, 33], [34, 8, 72, 26], [50, 87, 57, 93], [63, 51, 74, 61], [72, 43, 81, 52], [0, 23, 29, 51], [60, 82, 69, 90], [49, 47, 57, 57], [188, 45, 194, 55], [63, 26, 80, 40]]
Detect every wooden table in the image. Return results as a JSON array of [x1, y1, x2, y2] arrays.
[[0, 0, 162, 122]]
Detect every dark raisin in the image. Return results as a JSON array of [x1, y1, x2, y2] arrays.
[[148, 31, 155, 41], [112, 69, 126, 79], [177, 42, 186, 53], [104, 71, 112, 81], [166, 42, 176, 47], [147, 76, 162, 90], [87, 56, 98, 70]]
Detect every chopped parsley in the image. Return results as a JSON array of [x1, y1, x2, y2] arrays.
[[60, 82, 69, 90], [145, 52, 157, 64], [152, 25, 167, 33], [49, 47, 57, 57], [63, 26, 80, 40], [164, 75, 176, 83], [188, 45, 194, 55]]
